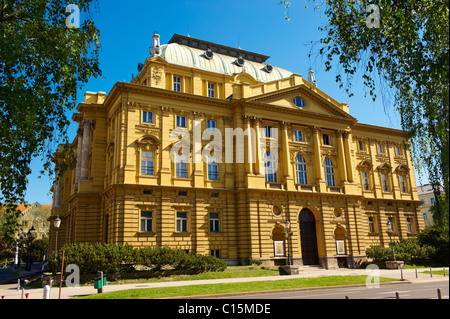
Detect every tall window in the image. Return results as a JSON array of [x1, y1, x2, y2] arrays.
[[358, 140, 365, 151], [381, 173, 389, 192], [208, 160, 219, 180], [294, 130, 303, 142], [362, 171, 370, 190], [264, 125, 273, 138], [378, 144, 384, 154], [368, 217, 376, 233], [324, 157, 335, 187], [141, 151, 154, 175], [407, 217, 414, 233], [264, 151, 277, 182], [208, 83, 215, 98], [395, 146, 402, 156], [295, 155, 308, 185], [209, 213, 220, 232], [399, 175, 407, 193], [176, 212, 188, 232], [176, 157, 187, 178], [143, 111, 153, 123], [323, 134, 331, 146], [173, 76, 181, 92], [140, 211, 153, 232], [387, 217, 395, 232], [176, 115, 186, 128]]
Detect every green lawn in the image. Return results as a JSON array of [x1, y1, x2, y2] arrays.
[[76, 275, 396, 299]]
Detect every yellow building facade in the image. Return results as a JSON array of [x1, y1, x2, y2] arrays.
[[49, 33, 423, 268]]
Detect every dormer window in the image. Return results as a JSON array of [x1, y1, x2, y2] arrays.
[[204, 49, 214, 60], [236, 56, 245, 67]]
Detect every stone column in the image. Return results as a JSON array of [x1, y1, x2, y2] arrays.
[[337, 130, 348, 183], [343, 131, 354, 182], [243, 115, 253, 174], [74, 128, 83, 187], [80, 119, 93, 181], [253, 117, 263, 175], [281, 121, 294, 190]]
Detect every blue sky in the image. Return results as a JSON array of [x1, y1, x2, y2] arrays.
[[25, 0, 414, 204]]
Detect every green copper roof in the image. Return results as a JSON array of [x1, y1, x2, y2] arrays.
[[160, 43, 293, 83]]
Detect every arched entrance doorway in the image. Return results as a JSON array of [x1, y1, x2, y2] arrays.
[[299, 208, 319, 265]]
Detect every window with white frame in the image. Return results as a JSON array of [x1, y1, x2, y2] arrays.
[[295, 155, 308, 185], [143, 111, 153, 123], [176, 212, 188, 232], [175, 157, 188, 178], [294, 130, 303, 142], [264, 151, 277, 182], [207, 82, 215, 98], [324, 157, 336, 187], [141, 151, 154, 175], [176, 115, 186, 128], [208, 159, 219, 180], [395, 146, 402, 156], [264, 125, 273, 138], [209, 213, 220, 232], [173, 76, 181, 92], [207, 120, 216, 131], [140, 211, 153, 232]]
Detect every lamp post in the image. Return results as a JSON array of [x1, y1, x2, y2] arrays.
[[386, 220, 396, 261], [53, 216, 61, 261], [25, 226, 35, 271], [285, 219, 292, 266]]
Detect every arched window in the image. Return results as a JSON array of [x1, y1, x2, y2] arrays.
[[324, 157, 335, 187], [295, 155, 308, 185], [264, 151, 277, 183]]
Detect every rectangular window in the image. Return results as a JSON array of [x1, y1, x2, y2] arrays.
[[407, 217, 414, 233], [294, 130, 303, 142], [421, 199, 425, 206], [140, 211, 153, 232], [173, 76, 181, 92], [323, 134, 331, 146], [381, 174, 389, 192], [208, 161, 219, 180], [207, 120, 216, 131], [211, 250, 220, 258], [264, 125, 273, 138], [378, 144, 384, 154], [143, 111, 153, 123], [176, 160, 187, 178], [176, 212, 188, 232], [141, 151, 154, 175], [362, 172, 370, 191], [369, 217, 376, 233], [423, 213, 428, 221], [399, 175, 407, 193], [176, 115, 186, 128], [395, 146, 402, 156], [430, 197, 435, 204], [209, 213, 220, 232], [207, 83, 215, 98], [358, 140, 365, 151]]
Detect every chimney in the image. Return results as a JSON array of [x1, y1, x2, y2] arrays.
[[307, 69, 317, 87], [150, 31, 161, 57]]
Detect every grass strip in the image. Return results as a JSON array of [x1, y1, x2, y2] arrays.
[[76, 275, 396, 299]]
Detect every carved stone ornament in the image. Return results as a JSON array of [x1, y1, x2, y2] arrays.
[[152, 66, 163, 85]]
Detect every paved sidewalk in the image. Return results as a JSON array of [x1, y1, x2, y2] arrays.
[[0, 267, 447, 300]]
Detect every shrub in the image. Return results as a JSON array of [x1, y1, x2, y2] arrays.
[[366, 238, 436, 263], [366, 245, 391, 262]]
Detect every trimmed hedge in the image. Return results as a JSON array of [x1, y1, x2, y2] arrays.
[[49, 243, 226, 275]]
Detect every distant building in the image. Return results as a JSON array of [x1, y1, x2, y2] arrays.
[[20, 202, 51, 239], [417, 184, 445, 227]]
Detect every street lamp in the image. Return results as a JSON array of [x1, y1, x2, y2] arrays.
[[285, 219, 292, 266], [53, 216, 61, 259], [26, 226, 35, 271], [386, 219, 396, 261]]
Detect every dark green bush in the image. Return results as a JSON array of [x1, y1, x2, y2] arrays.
[[49, 243, 226, 275], [366, 238, 436, 263]]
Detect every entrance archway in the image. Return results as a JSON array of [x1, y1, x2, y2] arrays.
[[299, 208, 319, 265]]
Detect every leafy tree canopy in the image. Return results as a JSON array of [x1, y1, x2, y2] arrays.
[[0, 0, 101, 244], [280, 0, 449, 225]]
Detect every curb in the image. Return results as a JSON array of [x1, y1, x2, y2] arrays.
[[162, 280, 412, 299]]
